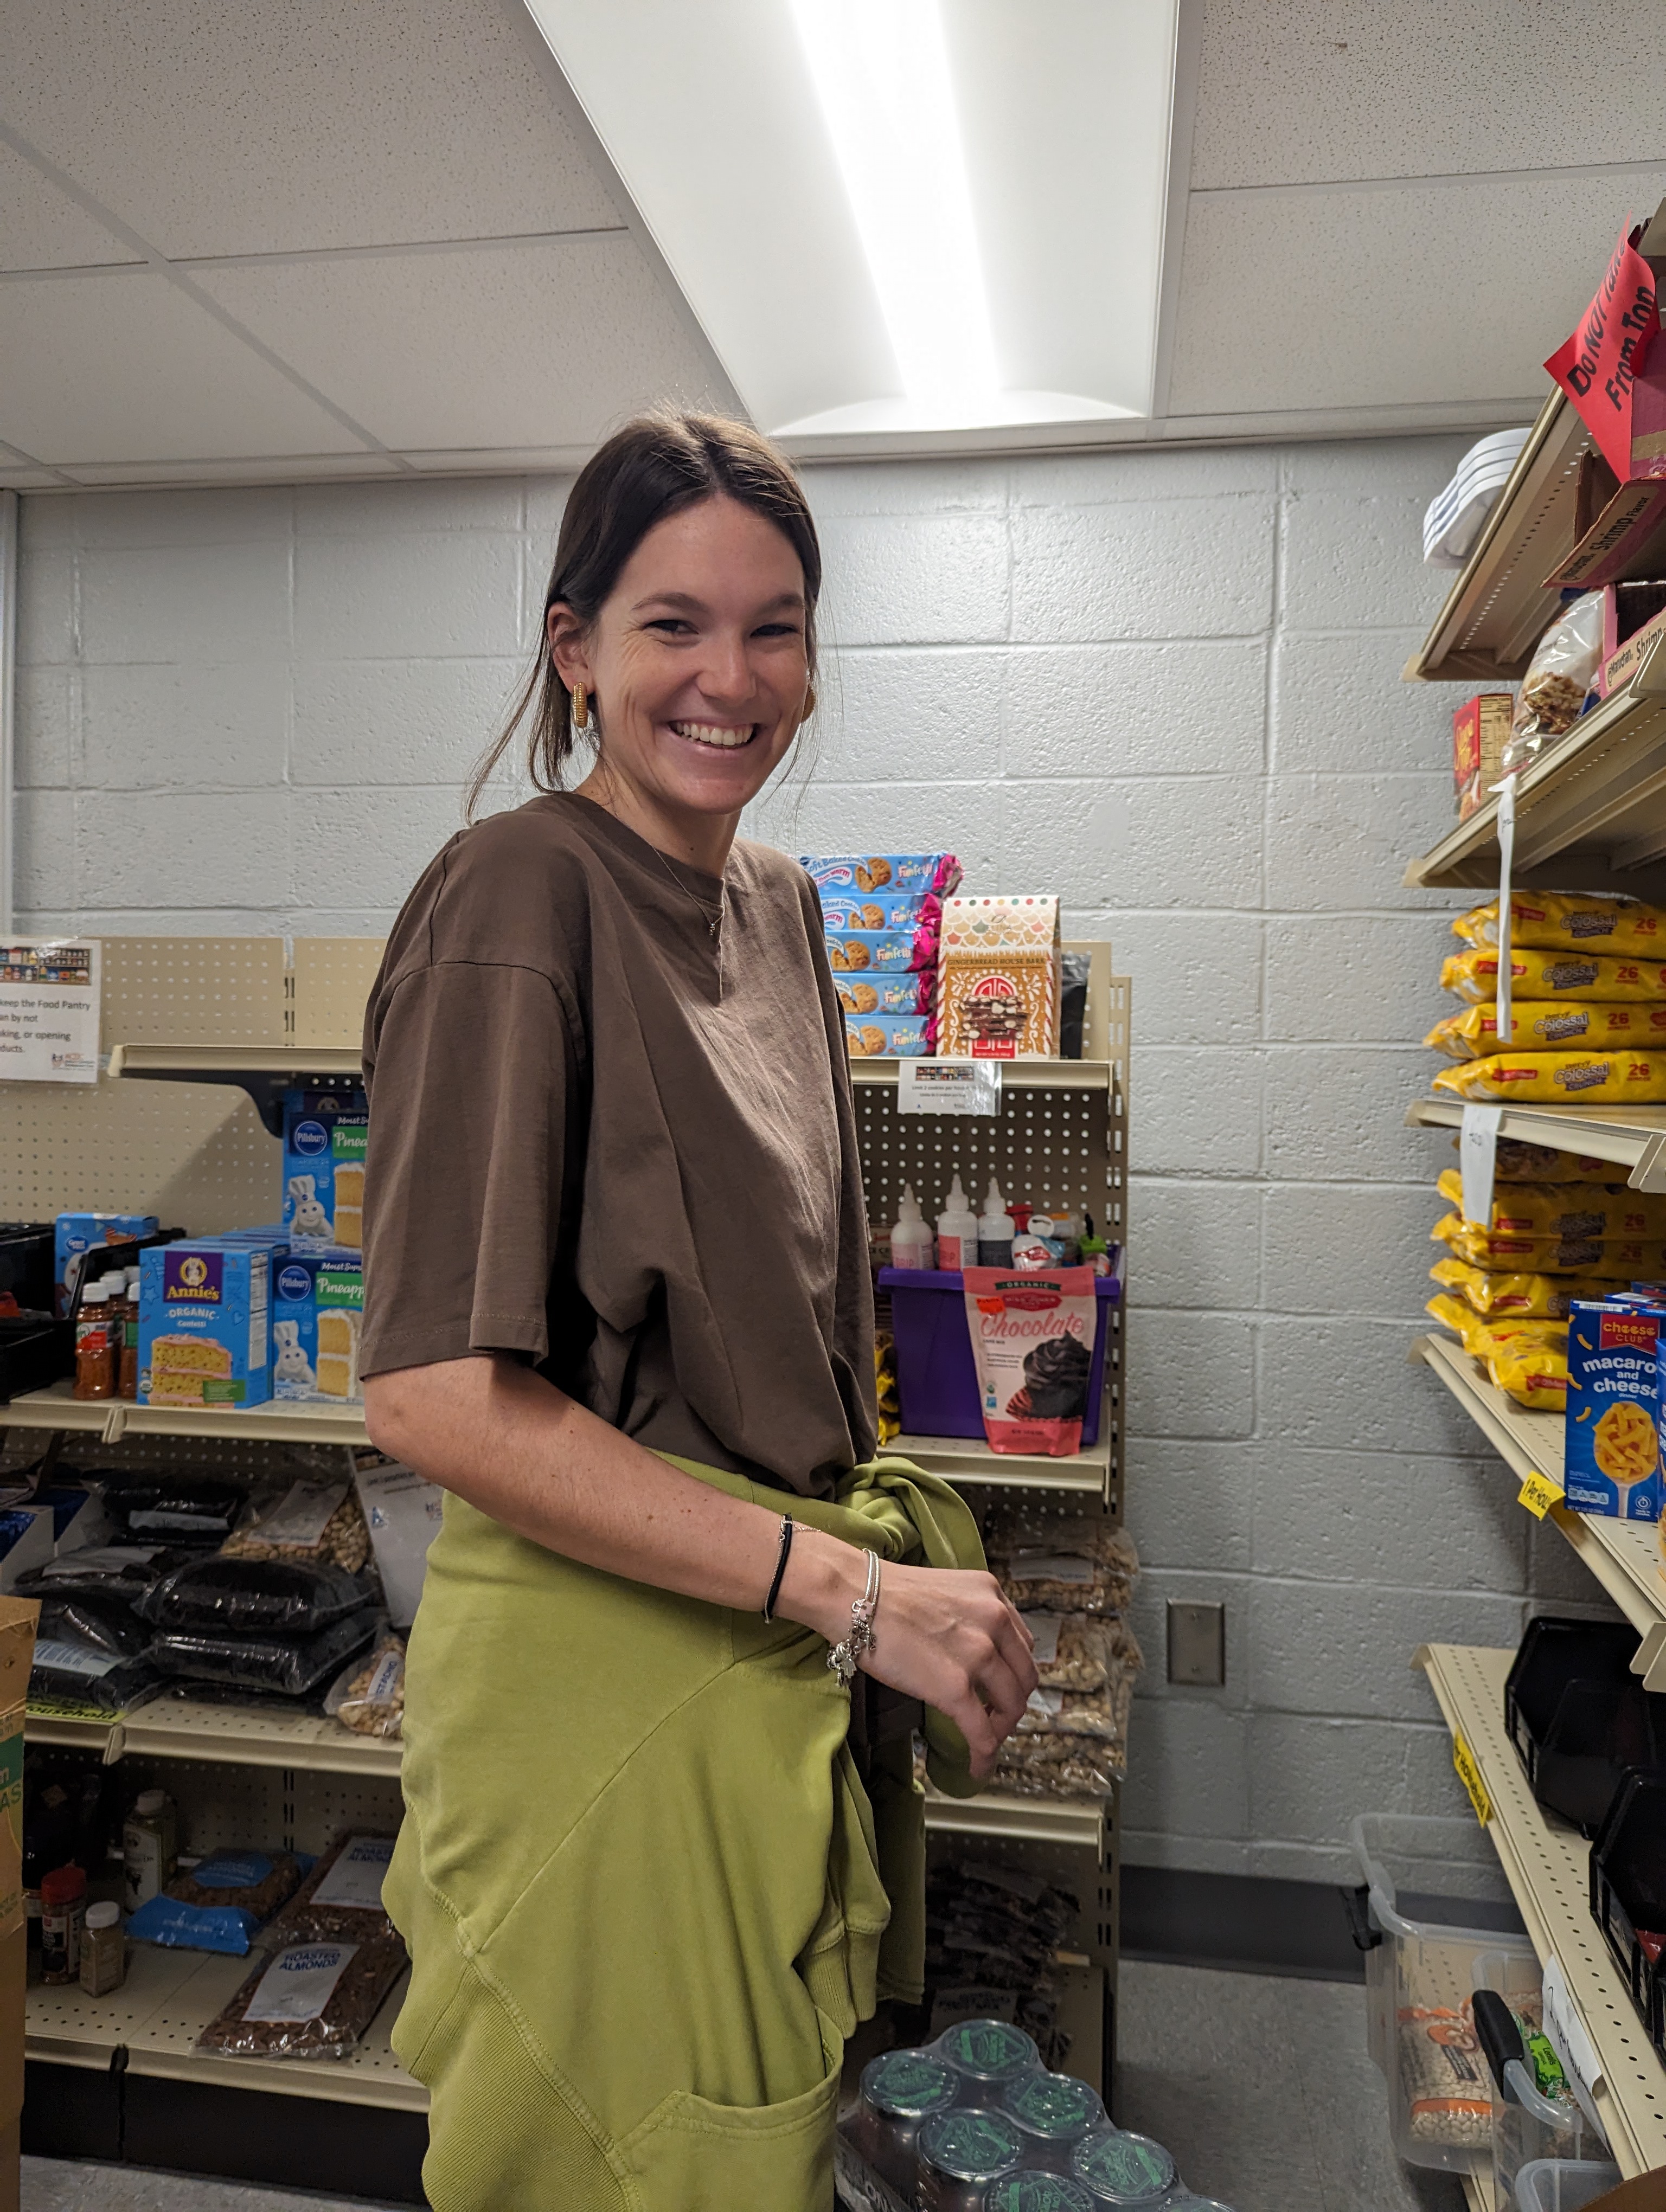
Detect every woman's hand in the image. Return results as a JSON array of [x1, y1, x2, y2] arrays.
[[778, 1531, 1038, 1780]]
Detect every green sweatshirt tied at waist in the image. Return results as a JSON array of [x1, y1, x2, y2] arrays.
[[384, 1452, 986, 2212]]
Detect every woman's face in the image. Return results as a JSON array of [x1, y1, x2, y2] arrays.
[[549, 493, 810, 829]]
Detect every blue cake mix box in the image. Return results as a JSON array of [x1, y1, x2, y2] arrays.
[[283, 1091, 368, 1254], [1565, 1297, 1666, 1519], [271, 1250, 363, 1404], [138, 1243, 271, 1409], [54, 1212, 159, 1314]]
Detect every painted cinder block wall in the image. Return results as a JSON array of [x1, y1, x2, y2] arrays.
[[14, 434, 1607, 1880]]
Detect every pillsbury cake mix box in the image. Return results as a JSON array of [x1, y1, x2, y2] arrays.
[[138, 1242, 271, 1408], [271, 1250, 363, 1404], [283, 1090, 368, 1253], [1565, 1296, 1666, 1520]]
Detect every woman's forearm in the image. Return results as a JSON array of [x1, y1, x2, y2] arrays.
[[363, 1351, 1039, 1775], [363, 1353, 865, 1637]]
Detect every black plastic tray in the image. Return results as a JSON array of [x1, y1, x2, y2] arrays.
[[1505, 1616, 1659, 1834]]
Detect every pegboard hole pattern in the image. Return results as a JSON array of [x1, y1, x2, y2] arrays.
[[293, 938, 387, 1049], [1425, 1644, 1666, 2170], [100, 938, 289, 1049]]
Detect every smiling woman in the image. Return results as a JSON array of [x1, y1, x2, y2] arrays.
[[355, 413, 1036, 2212]]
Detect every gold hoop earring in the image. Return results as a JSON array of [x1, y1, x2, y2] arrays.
[[572, 683, 588, 731], [802, 684, 817, 720]]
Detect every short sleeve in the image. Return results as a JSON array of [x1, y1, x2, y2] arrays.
[[359, 961, 581, 1377]]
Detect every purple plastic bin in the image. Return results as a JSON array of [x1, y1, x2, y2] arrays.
[[877, 1260, 1122, 1444]]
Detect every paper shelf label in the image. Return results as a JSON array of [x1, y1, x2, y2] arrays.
[[896, 1060, 1002, 1117], [1452, 1730, 1493, 1825], [1517, 1470, 1566, 1520]]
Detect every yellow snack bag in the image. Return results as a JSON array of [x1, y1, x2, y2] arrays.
[[1433, 1050, 1666, 1104], [1485, 1341, 1570, 1410], [1426, 1293, 1566, 1354], [1453, 893, 1666, 955], [1428, 1001, 1666, 1058], [1491, 1137, 1627, 1184], [1430, 1212, 1666, 1276], [1430, 1257, 1616, 1319], [1440, 947, 1666, 1004], [1434, 1168, 1666, 1240]]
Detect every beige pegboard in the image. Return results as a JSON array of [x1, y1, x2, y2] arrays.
[[101, 937, 287, 1047], [0, 1071, 277, 1227], [292, 937, 387, 1049]]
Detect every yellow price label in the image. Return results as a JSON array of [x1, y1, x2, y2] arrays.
[[1453, 1731, 1492, 1826], [1517, 1470, 1566, 1520]]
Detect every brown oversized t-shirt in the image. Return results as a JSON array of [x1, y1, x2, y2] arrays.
[[358, 792, 878, 1499]]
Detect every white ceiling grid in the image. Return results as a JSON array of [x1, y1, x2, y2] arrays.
[[2, 0, 1666, 483], [0, 0, 727, 486]]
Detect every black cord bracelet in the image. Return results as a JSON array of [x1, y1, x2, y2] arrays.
[[762, 1514, 795, 1621]]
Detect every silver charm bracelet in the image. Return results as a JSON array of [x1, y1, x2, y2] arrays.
[[827, 1547, 881, 1686]]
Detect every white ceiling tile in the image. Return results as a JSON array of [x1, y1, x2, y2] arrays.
[[1192, 0, 1666, 188], [0, 271, 372, 464], [1, 0, 621, 257], [0, 140, 139, 271], [193, 238, 722, 452], [60, 455, 405, 486], [1167, 168, 1666, 417], [0, 466, 62, 488]]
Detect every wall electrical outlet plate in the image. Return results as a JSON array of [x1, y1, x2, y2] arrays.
[[1167, 1600, 1226, 1687]]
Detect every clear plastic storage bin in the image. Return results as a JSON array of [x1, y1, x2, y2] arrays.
[[1351, 1812, 1535, 2175], [1514, 2159, 1622, 2210], [1473, 1952, 1607, 2210]]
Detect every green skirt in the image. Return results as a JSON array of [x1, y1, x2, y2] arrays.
[[383, 1453, 984, 2212]]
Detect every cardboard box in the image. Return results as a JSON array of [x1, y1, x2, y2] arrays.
[[283, 1089, 368, 1253], [1599, 594, 1666, 698], [52, 1213, 158, 1316], [138, 1242, 272, 1408], [1564, 1300, 1666, 1520], [1452, 694, 1513, 794], [271, 1249, 363, 1403], [936, 896, 1062, 1060]]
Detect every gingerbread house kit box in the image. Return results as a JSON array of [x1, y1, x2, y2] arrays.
[[138, 1242, 272, 1408], [936, 896, 1062, 1058]]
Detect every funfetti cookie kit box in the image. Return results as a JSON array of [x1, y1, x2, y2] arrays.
[[283, 1091, 368, 1253], [1565, 1296, 1666, 1520], [271, 1251, 363, 1404], [138, 1243, 272, 1409]]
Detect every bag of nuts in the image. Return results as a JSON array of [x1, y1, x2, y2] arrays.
[[222, 1477, 370, 1573], [324, 1635, 405, 1740]]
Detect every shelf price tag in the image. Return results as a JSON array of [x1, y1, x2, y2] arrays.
[[1460, 1103, 1504, 1228], [1452, 1729, 1493, 1825], [1542, 1954, 1604, 2110], [1517, 1469, 1566, 1520], [896, 1060, 1002, 1117]]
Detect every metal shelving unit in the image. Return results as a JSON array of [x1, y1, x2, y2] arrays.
[[1417, 1643, 1666, 2179], [1414, 1332, 1666, 1649], [1407, 1096, 1666, 1192], [1407, 390, 1588, 686]]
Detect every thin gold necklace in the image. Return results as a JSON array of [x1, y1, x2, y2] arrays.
[[585, 731, 726, 937]]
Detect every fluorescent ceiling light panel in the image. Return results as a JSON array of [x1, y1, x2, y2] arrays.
[[523, 0, 1181, 448], [789, 0, 997, 409]]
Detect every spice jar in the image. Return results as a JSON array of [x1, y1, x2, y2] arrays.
[[915, 2108, 1026, 2210], [1002, 2069, 1107, 2167], [1070, 2129, 1179, 2206], [73, 1281, 115, 1401], [79, 1900, 125, 1996], [848, 2049, 961, 2196], [41, 1864, 87, 1984]]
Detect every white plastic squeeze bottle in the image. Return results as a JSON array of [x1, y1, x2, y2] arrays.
[[890, 1186, 934, 1271], [977, 1180, 1014, 1268], [935, 1175, 978, 1272]]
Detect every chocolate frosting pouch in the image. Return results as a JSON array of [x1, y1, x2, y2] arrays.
[[964, 1266, 1096, 1456]]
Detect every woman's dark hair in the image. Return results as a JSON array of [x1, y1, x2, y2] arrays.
[[469, 410, 821, 816]]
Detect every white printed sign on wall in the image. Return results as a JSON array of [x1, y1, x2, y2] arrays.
[[0, 940, 101, 1083]]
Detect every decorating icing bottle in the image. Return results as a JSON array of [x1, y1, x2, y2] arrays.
[[935, 1176, 978, 1272], [889, 1186, 934, 1271], [977, 1181, 1014, 1268]]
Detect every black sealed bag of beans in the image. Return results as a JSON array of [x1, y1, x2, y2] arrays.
[[102, 1474, 249, 1544], [139, 1555, 368, 1634], [148, 1609, 377, 1697]]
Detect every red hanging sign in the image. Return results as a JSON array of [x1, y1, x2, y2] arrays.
[[1545, 226, 1660, 481]]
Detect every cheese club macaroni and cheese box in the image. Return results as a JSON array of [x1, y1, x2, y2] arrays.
[[271, 1251, 363, 1404], [1565, 1298, 1666, 1519], [283, 1090, 368, 1253], [138, 1243, 272, 1408]]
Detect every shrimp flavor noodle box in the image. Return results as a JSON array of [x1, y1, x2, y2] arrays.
[[1564, 1298, 1665, 1520]]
